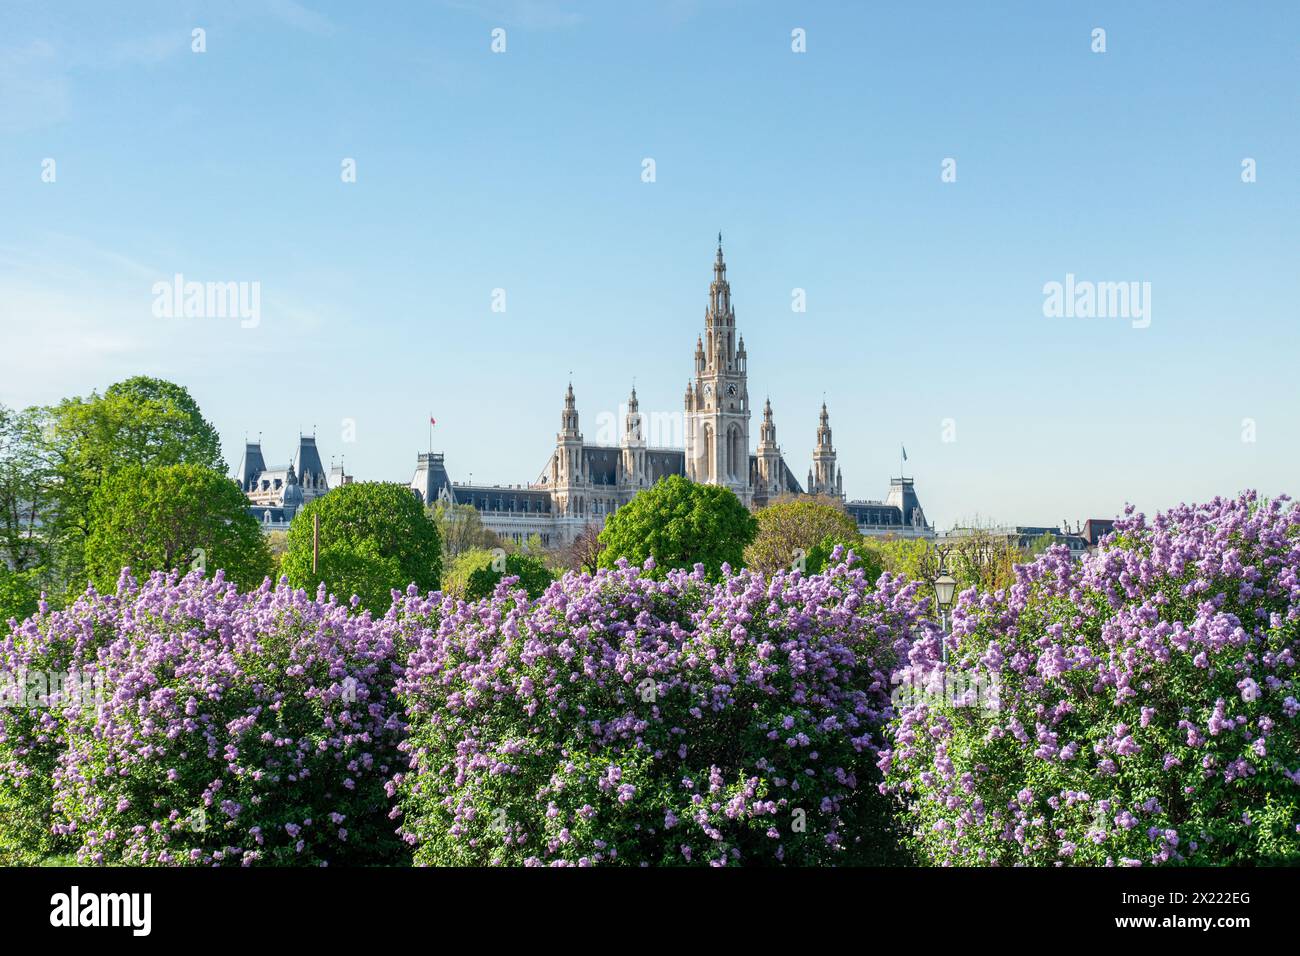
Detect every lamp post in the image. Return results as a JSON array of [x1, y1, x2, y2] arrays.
[[933, 571, 956, 665]]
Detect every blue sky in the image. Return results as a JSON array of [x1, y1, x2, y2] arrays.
[[1, 0, 1296, 530]]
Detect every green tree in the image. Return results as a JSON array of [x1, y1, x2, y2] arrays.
[[308, 539, 404, 613], [596, 475, 756, 579], [561, 523, 604, 574], [861, 536, 936, 583], [84, 464, 271, 592], [427, 502, 500, 560], [0, 405, 54, 575], [443, 548, 554, 601], [942, 526, 1028, 593], [284, 482, 442, 612], [0, 564, 39, 626], [45, 377, 224, 589], [266, 529, 290, 577], [744, 495, 863, 577]]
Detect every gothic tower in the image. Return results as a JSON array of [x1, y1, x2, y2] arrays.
[[809, 402, 843, 500], [552, 382, 588, 516], [620, 386, 647, 489], [755, 398, 783, 499], [684, 235, 752, 505]]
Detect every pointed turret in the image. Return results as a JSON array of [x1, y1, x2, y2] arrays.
[[811, 402, 842, 500], [553, 382, 586, 515], [559, 382, 581, 439], [621, 385, 646, 489], [759, 398, 777, 446], [623, 386, 643, 445], [707, 233, 733, 332], [755, 397, 783, 501]]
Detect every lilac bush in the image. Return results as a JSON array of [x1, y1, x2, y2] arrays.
[[393, 552, 933, 866], [881, 493, 1300, 866], [0, 587, 117, 864], [51, 569, 407, 866]]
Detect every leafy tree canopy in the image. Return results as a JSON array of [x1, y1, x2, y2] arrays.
[[0, 564, 40, 627], [84, 463, 271, 592], [745, 495, 862, 577], [443, 548, 555, 602], [426, 501, 500, 559], [283, 482, 441, 612], [596, 475, 756, 580], [0, 405, 54, 574], [45, 377, 225, 587]]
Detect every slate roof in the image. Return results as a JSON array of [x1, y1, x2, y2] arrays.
[[845, 500, 905, 527], [847, 478, 929, 529], [646, 448, 687, 483], [293, 435, 327, 484], [249, 504, 293, 525], [579, 445, 686, 486], [236, 442, 267, 492], [748, 454, 805, 496], [451, 485, 553, 514], [411, 453, 454, 505]]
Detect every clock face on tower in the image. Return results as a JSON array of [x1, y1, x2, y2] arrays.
[[726, 383, 737, 397], [703, 383, 713, 396]]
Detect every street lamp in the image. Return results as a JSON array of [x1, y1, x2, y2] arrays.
[[933, 572, 956, 665], [934, 572, 956, 609]]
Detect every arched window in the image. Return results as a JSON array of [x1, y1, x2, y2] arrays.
[[702, 423, 714, 482]]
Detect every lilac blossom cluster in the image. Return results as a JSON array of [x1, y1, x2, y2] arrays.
[[392, 551, 934, 866], [17, 569, 408, 866], [881, 492, 1300, 866], [0, 585, 117, 864]]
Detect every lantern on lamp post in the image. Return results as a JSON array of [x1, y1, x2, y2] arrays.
[[933, 572, 956, 665]]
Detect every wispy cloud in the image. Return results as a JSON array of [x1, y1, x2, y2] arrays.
[[0, 40, 70, 132], [264, 0, 338, 37], [0, 2, 338, 133], [439, 0, 585, 30], [96, 32, 189, 68], [0, 233, 335, 406]]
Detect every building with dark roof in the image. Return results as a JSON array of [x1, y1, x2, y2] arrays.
[[846, 478, 933, 538], [237, 242, 934, 546], [405, 238, 932, 546], [236, 435, 350, 530]]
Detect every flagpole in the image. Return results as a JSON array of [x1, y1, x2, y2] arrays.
[[428, 413, 432, 454]]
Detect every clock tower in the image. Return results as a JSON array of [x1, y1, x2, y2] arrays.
[[684, 235, 752, 505]]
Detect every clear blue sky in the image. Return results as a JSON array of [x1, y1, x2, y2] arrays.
[[1, 0, 1296, 530]]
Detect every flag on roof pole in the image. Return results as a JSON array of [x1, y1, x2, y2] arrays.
[[901, 444, 908, 461]]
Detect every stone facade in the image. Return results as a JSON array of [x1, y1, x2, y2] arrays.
[[405, 238, 935, 546], [235, 240, 935, 545], [236, 435, 350, 530]]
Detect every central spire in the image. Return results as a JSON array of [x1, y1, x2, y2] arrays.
[[708, 234, 732, 329], [685, 232, 751, 504]]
